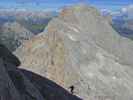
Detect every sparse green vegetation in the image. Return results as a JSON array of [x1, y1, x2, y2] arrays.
[[31, 24, 46, 31]]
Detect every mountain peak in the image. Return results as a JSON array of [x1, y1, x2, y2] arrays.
[[15, 5, 133, 100], [60, 4, 100, 18]]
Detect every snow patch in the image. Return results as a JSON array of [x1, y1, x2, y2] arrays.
[[67, 34, 77, 41]]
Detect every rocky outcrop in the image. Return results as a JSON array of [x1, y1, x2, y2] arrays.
[[15, 4, 133, 100], [0, 21, 33, 51], [0, 44, 81, 100]]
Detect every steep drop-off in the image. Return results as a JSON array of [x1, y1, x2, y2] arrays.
[[0, 44, 81, 100], [15, 5, 133, 100]]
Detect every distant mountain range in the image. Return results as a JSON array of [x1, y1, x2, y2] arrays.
[[0, 9, 58, 18], [0, 10, 58, 32], [0, 10, 57, 51], [102, 5, 133, 39]]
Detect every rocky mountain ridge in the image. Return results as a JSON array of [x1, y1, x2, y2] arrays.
[[0, 44, 81, 100], [0, 21, 33, 51], [15, 4, 133, 100]]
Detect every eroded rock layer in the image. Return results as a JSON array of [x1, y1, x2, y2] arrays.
[[0, 44, 81, 100], [15, 4, 133, 100]]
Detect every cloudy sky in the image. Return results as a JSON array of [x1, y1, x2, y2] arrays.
[[0, 0, 132, 11]]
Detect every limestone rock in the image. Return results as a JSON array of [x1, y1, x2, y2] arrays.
[[0, 21, 34, 51], [0, 44, 81, 100], [15, 4, 133, 100]]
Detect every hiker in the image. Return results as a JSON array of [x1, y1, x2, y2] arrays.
[[69, 85, 75, 94]]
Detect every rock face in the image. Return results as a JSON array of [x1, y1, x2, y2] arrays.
[[15, 5, 133, 100], [0, 44, 81, 100], [0, 21, 33, 51]]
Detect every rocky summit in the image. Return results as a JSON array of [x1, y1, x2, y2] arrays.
[[15, 4, 133, 100]]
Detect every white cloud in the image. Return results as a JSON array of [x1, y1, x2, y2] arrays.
[[121, 4, 133, 12], [105, 4, 133, 20], [101, 9, 112, 16], [121, 7, 127, 13], [121, 4, 133, 19], [101, 9, 121, 17], [100, 4, 133, 20]]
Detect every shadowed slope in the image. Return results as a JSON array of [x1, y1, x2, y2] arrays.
[[0, 44, 21, 66], [20, 69, 82, 100], [0, 44, 82, 100]]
